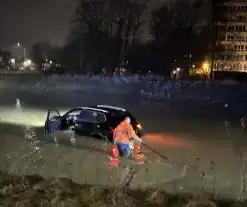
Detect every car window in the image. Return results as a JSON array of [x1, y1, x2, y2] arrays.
[[48, 109, 61, 120], [79, 110, 106, 123], [109, 115, 125, 127], [95, 112, 106, 123], [66, 109, 81, 116], [109, 113, 137, 127]]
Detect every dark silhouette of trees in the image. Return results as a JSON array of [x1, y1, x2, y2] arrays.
[[63, 0, 147, 74], [0, 50, 11, 68], [148, 0, 210, 76], [31, 42, 62, 70], [62, 0, 211, 76]]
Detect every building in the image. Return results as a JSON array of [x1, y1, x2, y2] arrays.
[[0, 50, 11, 69], [214, 0, 247, 73]]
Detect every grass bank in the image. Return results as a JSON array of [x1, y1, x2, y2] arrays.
[[0, 171, 244, 207]]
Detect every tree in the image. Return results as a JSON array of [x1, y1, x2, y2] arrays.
[[31, 42, 50, 67], [69, 0, 114, 72], [0, 50, 11, 68], [150, 5, 174, 43], [31, 42, 61, 70], [149, 0, 208, 76], [65, 0, 147, 74], [115, 0, 148, 62]]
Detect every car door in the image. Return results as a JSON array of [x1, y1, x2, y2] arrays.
[[75, 110, 97, 135], [75, 110, 108, 137], [44, 109, 62, 134], [93, 112, 108, 137]]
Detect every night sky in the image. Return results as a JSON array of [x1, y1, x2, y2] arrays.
[[0, 0, 78, 50], [0, 0, 176, 56]]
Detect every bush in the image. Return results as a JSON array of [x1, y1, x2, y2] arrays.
[[0, 171, 244, 206]]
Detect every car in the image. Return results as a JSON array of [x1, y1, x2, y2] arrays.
[[44, 105, 143, 141]]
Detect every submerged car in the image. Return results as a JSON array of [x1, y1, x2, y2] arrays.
[[44, 105, 143, 141]]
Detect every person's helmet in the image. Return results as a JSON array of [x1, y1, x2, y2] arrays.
[[124, 117, 131, 124]]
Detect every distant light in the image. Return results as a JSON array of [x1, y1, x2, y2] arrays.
[[17, 43, 20, 47], [192, 64, 195, 68], [173, 70, 176, 74], [23, 59, 32, 67], [176, 68, 180, 71], [148, 71, 150, 73], [10, 59, 15, 64], [50, 61, 52, 64], [203, 62, 209, 68]]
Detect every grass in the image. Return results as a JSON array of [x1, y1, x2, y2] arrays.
[[0, 171, 244, 207]]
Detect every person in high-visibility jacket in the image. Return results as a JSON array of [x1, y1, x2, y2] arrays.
[[113, 117, 143, 158]]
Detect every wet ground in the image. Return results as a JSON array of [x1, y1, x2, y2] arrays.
[[0, 88, 246, 199]]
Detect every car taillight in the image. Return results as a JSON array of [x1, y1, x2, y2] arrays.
[[137, 124, 142, 129]]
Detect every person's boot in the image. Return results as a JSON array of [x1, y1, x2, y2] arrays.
[[134, 144, 145, 160], [136, 152, 145, 160]]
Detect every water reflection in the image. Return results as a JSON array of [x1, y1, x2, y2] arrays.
[[45, 130, 106, 154]]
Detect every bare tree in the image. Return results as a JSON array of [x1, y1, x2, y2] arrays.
[[150, 4, 174, 43], [129, 0, 148, 45], [67, 0, 148, 73], [111, 0, 147, 62]]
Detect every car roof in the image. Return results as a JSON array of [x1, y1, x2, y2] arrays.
[[93, 105, 135, 118], [94, 105, 126, 112], [72, 105, 130, 116], [76, 106, 109, 114]]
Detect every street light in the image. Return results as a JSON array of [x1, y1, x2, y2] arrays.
[[26, 59, 31, 65], [203, 62, 209, 69], [10, 59, 15, 64], [23, 59, 32, 67], [202, 61, 210, 77], [10, 59, 15, 68], [16, 42, 26, 59]]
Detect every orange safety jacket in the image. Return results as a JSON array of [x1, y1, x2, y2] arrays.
[[113, 121, 139, 144]]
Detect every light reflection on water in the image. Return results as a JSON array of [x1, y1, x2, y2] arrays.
[[0, 106, 69, 127], [144, 133, 193, 148]]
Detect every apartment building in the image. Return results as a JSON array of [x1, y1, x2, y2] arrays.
[[214, 0, 247, 72]]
